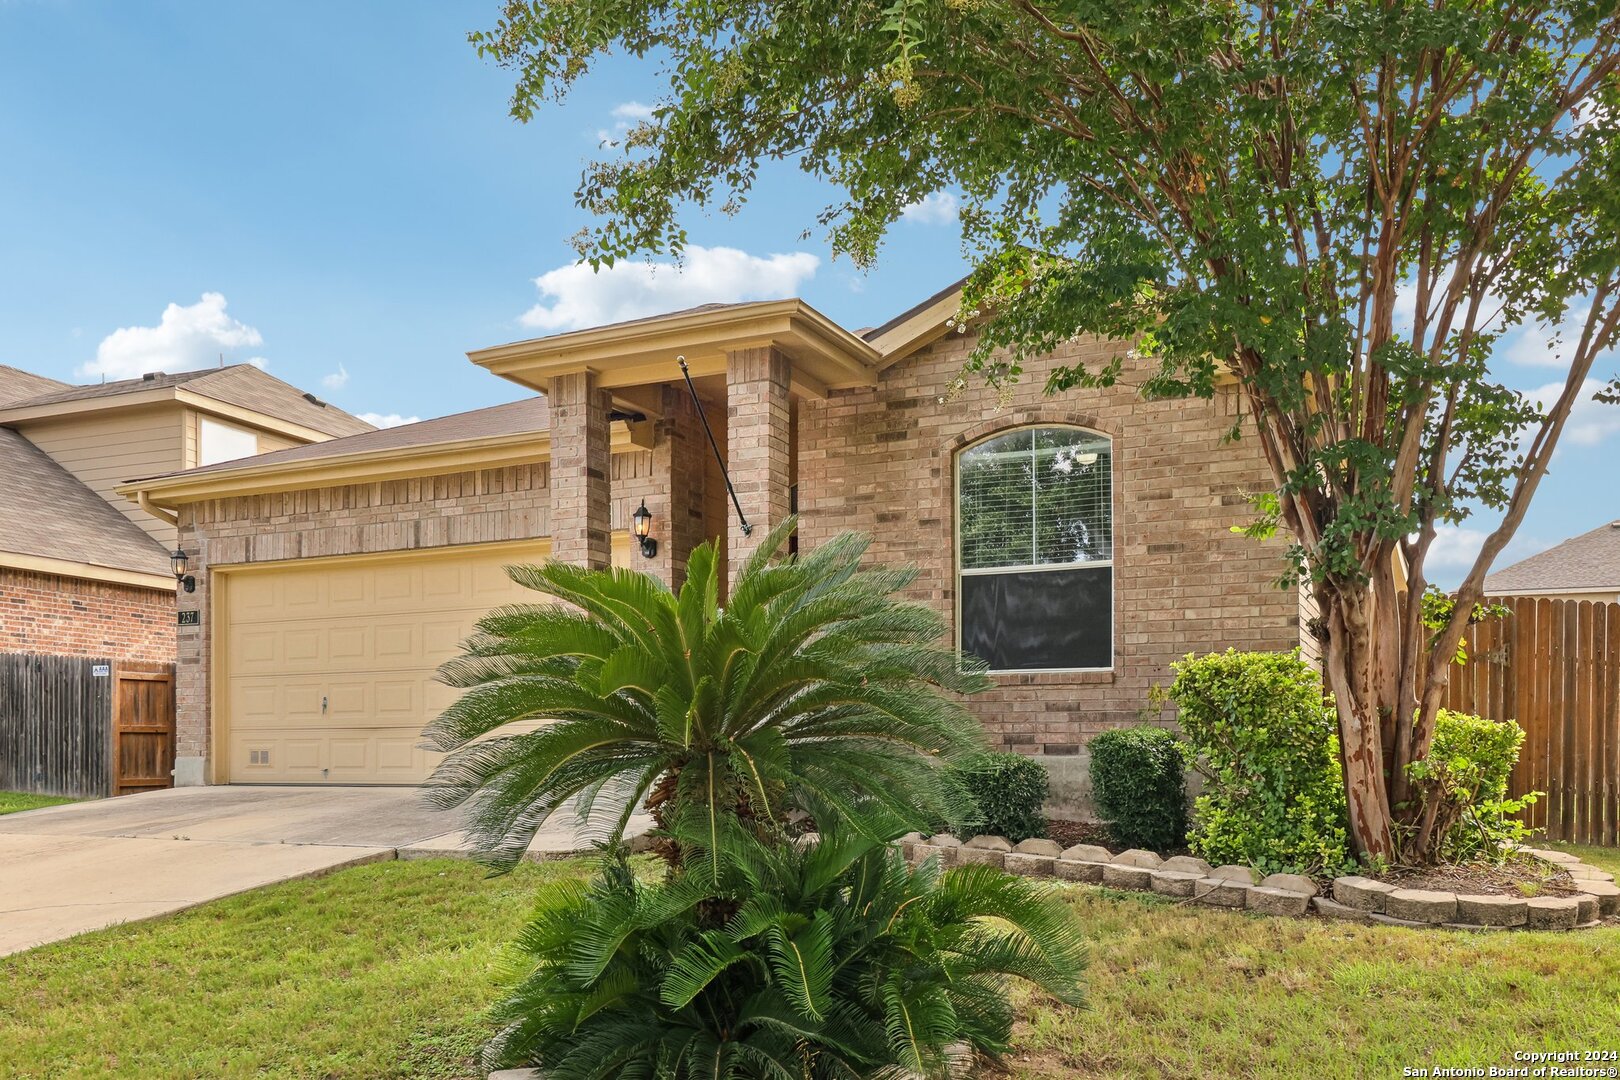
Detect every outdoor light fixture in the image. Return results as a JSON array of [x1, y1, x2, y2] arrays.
[[631, 500, 657, 559], [171, 549, 196, 593]]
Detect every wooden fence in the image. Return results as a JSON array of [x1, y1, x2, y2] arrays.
[[1441, 595, 1619, 846], [0, 654, 175, 799]]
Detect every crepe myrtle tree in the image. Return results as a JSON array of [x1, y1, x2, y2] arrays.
[[473, 1, 1620, 863]]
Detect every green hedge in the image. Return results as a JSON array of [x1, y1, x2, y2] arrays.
[[1088, 726, 1187, 851], [1170, 649, 1355, 877], [948, 752, 1049, 842], [1408, 710, 1538, 861]]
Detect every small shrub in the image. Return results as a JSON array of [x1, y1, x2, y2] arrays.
[[485, 824, 1087, 1077], [1088, 726, 1187, 851], [1406, 710, 1540, 862], [1169, 649, 1355, 877], [949, 752, 1049, 842]]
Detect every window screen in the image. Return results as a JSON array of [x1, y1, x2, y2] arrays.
[[957, 427, 1112, 671]]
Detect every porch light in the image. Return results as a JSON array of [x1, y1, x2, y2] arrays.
[[631, 500, 658, 559], [170, 549, 196, 593]]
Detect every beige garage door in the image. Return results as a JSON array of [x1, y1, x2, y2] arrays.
[[219, 537, 632, 784]]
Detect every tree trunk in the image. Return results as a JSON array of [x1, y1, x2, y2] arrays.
[[1318, 582, 1399, 863]]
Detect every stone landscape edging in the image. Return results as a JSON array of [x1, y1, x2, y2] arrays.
[[899, 835, 1618, 931]]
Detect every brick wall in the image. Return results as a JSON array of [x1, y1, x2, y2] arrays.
[[0, 567, 174, 663], [797, 328, 1301, 813]]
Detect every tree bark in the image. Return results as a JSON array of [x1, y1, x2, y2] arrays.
[[1318, 581, 1399, 862]]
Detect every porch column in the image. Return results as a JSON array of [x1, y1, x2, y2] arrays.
[[725, 345, 792, 586], [547, 370, 613, 568], [647, 384, 708, 590]]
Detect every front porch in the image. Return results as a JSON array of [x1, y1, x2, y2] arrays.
[[467, 299, 881, 590]]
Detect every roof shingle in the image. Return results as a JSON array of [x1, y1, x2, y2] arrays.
[[0, 364, 373, 438], [0, 428, 170, 577], [1484, 521, 1620, 594], [136, 396, 549, 483]]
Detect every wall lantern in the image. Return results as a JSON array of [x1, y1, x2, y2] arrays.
[[631, 500, 658, 559], [170, 548, 196, 593]]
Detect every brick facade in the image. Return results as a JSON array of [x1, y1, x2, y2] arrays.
[[725, 346, 793, 582], [0, 567, 174, 663], [548, 370, 614, 569], [169, 325, 1297, 811], [797, 329, 1300, 812]]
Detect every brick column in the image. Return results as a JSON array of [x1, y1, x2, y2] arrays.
[[725, 346, 792, 585], [547, 371, 613, 568], [647, 384, 709, 590]]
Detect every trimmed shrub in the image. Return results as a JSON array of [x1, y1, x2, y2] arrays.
[[1088, 726, 1187, 851], [1169, 649, 1355, 877], [949, 752, 1049, 842], [1407, 710, 1540, 861]]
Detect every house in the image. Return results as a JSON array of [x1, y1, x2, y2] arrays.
[[120, 284, 1302, 809], [1484, 520, 1620, 603], [0, 363, 372, 796], [0, 363, 372, 664]]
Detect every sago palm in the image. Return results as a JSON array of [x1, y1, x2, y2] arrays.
[[424, 520, 991, 868], [484, 817, 1088, 1078]]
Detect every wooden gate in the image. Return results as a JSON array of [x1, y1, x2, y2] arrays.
[[1441, 595, 1619, 846], [112, 664, 176, 796]]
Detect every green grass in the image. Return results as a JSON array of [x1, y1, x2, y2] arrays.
[[0, 792, 75, 816], [2, 848, 1617, 1079]]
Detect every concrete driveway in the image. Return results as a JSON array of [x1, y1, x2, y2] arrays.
[[0, 785, 650, 958]]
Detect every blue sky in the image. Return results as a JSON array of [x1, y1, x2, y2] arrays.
[[0, 1, 1613, 586]]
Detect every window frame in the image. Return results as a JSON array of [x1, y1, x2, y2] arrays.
[[953, 423, 1116, 675]]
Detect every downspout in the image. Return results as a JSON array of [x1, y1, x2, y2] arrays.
[[136, 490, 179, 527]]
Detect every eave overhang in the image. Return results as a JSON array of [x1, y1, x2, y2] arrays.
[[467, 299, 881, 399]]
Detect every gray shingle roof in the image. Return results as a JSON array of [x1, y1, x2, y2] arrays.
[[1, 364, 374, 438], [1484, 520, 1620, 594], [136, 396, 549, 482], [0, 365, 71, 406], [0, 428, 170, 577]]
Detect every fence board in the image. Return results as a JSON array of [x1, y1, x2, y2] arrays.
[[1443, 596, 1620, 846], [0, 653, 114, 798]]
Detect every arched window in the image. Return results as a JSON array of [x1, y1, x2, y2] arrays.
[[956, 426, 1113, 671]]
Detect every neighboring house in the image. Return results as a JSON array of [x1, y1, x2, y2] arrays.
[[0, 364, 374, 551], [122, 283, 1302, 807], [0, 362, 372, 664], [1485, 520, 1620, 603]]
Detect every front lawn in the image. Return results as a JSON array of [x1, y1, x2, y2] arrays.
[[1, 851, 1616, 1079], [0, 792, 75, 816]]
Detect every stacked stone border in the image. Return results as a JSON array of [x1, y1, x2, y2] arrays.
[[899, 835, 1619, 931]]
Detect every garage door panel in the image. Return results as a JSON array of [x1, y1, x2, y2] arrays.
[[221, 540, 558, 784]]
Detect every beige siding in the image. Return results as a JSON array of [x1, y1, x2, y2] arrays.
[[256, 431, 301, 454], [20, 405, 188, 549]]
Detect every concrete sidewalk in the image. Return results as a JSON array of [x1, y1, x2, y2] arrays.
[[0, 785, 651, 957]]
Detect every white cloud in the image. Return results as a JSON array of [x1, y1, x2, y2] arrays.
[[1426, 525, 1489, 570], [900, 191, 959, 225], [80, 293, 265, 381], [1521, 377, 1620, 448], [597, 100, 655, 146], [357, 412, 421, 429], [519, 245, 820, 333], [321, 364, 350, 391]]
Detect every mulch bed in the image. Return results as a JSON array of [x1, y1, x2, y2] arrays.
[[1382, 855, 1583, 898], [1046, 818, 1113, 849]]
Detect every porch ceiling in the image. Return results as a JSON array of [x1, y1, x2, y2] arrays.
[[465, 299, 881, 400]]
